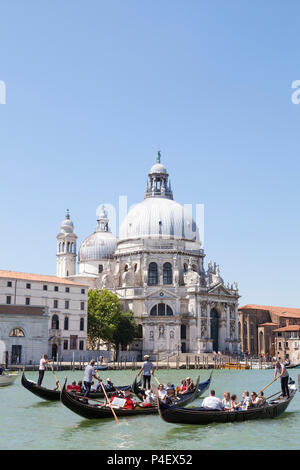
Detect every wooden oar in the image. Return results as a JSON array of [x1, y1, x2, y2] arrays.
[[99, 381, 119, 424], [265, 391, 282, 401], [49, 363, 61, 391], [258, 377, 278, 396], [152, 374, 161, 386]]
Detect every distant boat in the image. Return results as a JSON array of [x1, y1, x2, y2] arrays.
[[223, 362, 249, 370], [94, 365, 109, 371], [0, 371, 18, 387]]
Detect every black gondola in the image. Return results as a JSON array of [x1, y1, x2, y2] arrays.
[[60, 374, 212, 420], [155, 382, 297, 425], [21, 371, 135, 401], [132, 373, 212, 401]]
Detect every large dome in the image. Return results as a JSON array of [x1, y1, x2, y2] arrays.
[[119, 197, 199, 241]]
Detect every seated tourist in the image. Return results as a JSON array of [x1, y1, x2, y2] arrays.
[[166, 382, 175, 391], [178, 379, 187, 394], [90, 381, 96, 392], [96, 378, 103, 391], [158, 384, 168, 404], [186, 377, 195, 393], [239, 390, 251, 410], [250, 392, 264, 407], [105, 378, 115, 391], [222, 392, 231, 410], [229, 394, 240, 411], [140, 389, 155, 407], [202, 390, 224, 411], [67, 381, 77, 392], [259, 391, 267, 404], [74, 381, 83, 392]]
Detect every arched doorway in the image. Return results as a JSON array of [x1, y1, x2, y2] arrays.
[[210, 308, 219, 352]]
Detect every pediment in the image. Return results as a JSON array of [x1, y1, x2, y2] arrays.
[[208, 283, 235, 296], [144, 288, 179, 300]]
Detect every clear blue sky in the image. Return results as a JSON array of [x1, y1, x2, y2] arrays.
[[0, 0, 300, 307]]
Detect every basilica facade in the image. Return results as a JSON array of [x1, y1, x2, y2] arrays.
[[57, 156, 240, 356]]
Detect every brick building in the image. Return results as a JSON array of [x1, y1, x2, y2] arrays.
[[238, 304, 300, 358]]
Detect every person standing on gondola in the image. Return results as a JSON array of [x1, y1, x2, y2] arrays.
[[274, 361, 290, 398], [137, 355, 155, 389], [37, 354, 52, 386], [83, 360, 100, 397]]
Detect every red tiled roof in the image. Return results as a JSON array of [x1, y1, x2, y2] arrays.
[[0, 270, 88, 287], [274, 325, 300, 332], [239, 304, 300, 318]]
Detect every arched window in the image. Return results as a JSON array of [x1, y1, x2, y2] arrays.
[[150, 304, 173, 316], [80, 318, 84, 331], [64, 317, 69, 330], [52, 314, 59, 330], [9, 328, 25, 337], [67, 242, 70, 253], [98, 264, 103, 274], [148, 262, 158, 285], [259, 331, 264, 352], [163, 262, 172, 284]]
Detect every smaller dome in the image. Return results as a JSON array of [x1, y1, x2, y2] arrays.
[[149, 163, 167, 174], [79, 205, 117, 262], [79, 231, 116, 261], [60, 210, 74, 233]]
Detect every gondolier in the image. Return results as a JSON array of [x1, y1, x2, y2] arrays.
[[274, 361, 290, 398], [83, 360, 100, 397], [37, 354, 52, 386], [137, 355, 155, 389]]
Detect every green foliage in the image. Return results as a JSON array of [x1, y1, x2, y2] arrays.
[[112, 310, 137, 351], [87, 289, 138, 355]]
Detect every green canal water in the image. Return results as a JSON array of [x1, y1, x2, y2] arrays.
[[1, 368, 299, 450]]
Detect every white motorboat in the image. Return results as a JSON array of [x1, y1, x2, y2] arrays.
[[0, 372, 19, 386]]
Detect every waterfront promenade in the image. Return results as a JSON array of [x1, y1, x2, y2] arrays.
[[7, 353, 275, 371]]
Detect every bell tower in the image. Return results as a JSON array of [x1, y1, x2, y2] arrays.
[[56, 210, 77, 277]]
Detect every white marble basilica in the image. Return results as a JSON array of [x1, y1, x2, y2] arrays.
[[56, 155, 240, 356]]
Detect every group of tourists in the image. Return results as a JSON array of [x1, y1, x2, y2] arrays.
[[201, 389, 266, 411]]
